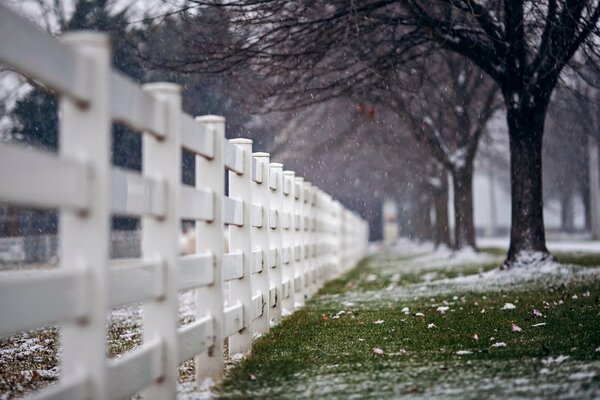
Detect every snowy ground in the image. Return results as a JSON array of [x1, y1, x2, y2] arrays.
[[479, 236, 600, 253], [1, 240, 599, 398], [216, 239, 600, 399]]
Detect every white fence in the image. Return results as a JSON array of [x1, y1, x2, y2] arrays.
[[0, 5, 368, 400]]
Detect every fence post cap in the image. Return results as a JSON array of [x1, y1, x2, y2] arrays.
[[270, 162, 283, 169], [196, 115, 225, 123], [142, 82, 181, 95], [283, 170, 295, 176], [62, 31, 110, 47], [230, 138, 252, 145], [253, 152, 270, 158]]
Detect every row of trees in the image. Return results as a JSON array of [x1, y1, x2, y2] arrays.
[[164, 0, 600, 267]]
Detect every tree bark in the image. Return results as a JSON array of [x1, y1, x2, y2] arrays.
[[451, 165, 477, 249], [432, 174, 451, 248], [504, 104, 552, 266]]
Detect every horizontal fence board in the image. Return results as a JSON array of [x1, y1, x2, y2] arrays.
[[283, 176, 292, 195], [269, 209, 278, 229], [181, 114, 214, 159], [269, 287, 277, 308], [294, 276, 302, 292], [107, 339, 163, 400], [223, 252, 244, 282], [110, 71, 167, 138], [282, 246, 291, 265], [224, 196, 244, 226], [251, 292, 264, 321], [282, 212, 291, 230], [251, 250, 263, 274], [223, 302, 244, 337], [269, 248, 278, 268], [0, 269, 87, 336], [251, 204, 264, 228], [224, 140, 244, 174], [177, 253, 214, 291], [177, 315, 214, 364], [31, 375, 88, 400], [108, 259, 164, 308], [180, 186, 214, 222], [282, 279, 291, 300], [0, 5, 90, 104], [269, 170, 278, 190], [0, 144, 89, 211], [111, 168, 166, 218], [252, 158, 264, 183]]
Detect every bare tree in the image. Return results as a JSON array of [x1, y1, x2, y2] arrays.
[[378, 52, 500, 249], [157, 0, 600, 266]]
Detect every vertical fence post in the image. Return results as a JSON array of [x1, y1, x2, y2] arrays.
[[293, 177, 305, 307], [281, 170, 295, 314], [59, 32, 110, 399], [228, 139, 253, 355], [251, 152, 271, 335], [141, 83, 182, 399], [269, 163, 283, 323], [194, 115, 225, 386]]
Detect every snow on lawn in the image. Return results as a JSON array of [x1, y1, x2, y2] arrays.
[[479, 237, 600, 254], [321, 239, 600, 308]]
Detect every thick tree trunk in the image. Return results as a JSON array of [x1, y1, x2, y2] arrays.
[[432, 174, 451, 248], [451, 165, 477, 250], [504, 105, 552, 267]]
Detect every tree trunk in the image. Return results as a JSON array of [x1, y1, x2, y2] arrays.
[[560, 191, 574, 233], [504, 105, 551, 267], [432, 174, 451, 248], [451, 165, 477, 250]]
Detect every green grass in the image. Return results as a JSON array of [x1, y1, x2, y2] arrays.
[[216, 254, 600, 399]]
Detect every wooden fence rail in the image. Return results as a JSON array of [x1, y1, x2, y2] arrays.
[[0, 5, 368, 399]]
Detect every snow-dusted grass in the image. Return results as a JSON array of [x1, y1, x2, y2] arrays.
[[216, 243, 600, 399], [2, 241, 599, 398]]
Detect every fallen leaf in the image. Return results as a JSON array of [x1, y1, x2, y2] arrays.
[[532, 309, 543, 318], [472, 333, 480, 341], [427, 323, 436, 329], [512, 323, 523, 333], [249, 374, 257, 381], [372, 348, 384, 356], [502, 303, 516, 310], [374, 320, 384, 325]]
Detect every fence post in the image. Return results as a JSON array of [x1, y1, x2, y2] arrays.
[[228, 139, 253, 355], [293, 177, 305, 307], [251, 152, 271, 335], [194, 116, 226, 386], [269, 163, 284, 323], [282, 170, 296, 314], [59, 32, 110, 399], [141, 82, 182, 399]]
